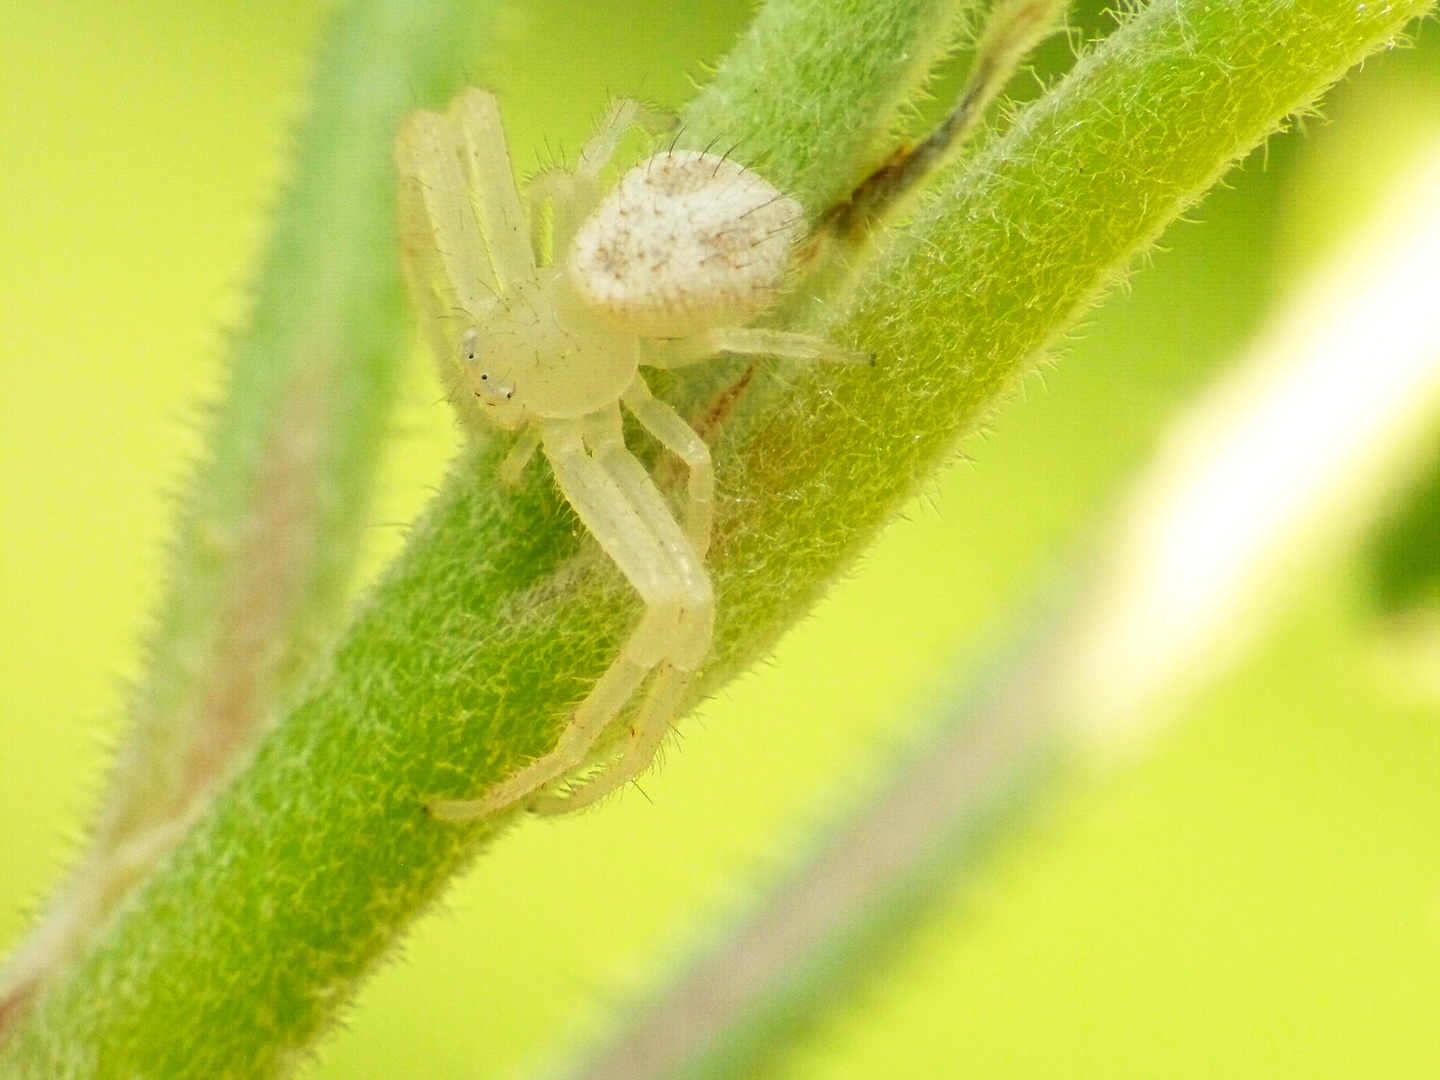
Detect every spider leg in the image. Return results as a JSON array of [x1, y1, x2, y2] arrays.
[[523, 168, 588, 261], [525, 98, 676, 257], [396, 100, 508, 434], [427, 416, 689, 821], [448, 88, 535, 289], [529, 403, 713, 814], [498, 423, 543, 486], [622, 376, 714, 557], [532, 660, 694, 813], [396, 109, 500, 313], [577, 402, 712, 622], [645, 327, 873, 368], [576, 99, 674, 179]]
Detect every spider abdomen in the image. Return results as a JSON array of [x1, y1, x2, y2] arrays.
[[566, 149, 804, 339]]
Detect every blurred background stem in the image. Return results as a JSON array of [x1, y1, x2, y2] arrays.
[[0, 0, 497, 1035], [539, 139, 1440, 1080]]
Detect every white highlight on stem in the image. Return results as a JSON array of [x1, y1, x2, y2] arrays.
[[1066, 144, 1440, 745]]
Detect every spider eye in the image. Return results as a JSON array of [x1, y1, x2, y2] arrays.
[[480, 373, 488, 381]]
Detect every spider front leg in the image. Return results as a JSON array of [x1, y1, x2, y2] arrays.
[[448, 88, 535, 290], [427, 414, 706, 821]]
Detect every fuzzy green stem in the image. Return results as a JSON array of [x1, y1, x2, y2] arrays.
[[0, 0, 492, 1047], [1, 0, 1430, 1075], [679, 0, 972, 211]]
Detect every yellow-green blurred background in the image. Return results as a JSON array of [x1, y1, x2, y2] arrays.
[[2, 2, 1436, 1077]]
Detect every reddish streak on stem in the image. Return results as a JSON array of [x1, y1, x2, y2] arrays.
[[0, 368, 326, 1036]]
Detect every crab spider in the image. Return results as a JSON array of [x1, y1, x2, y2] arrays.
[[397, 90, 867, 820]]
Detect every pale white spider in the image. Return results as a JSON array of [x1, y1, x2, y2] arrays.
[[397, 90, 866, 819]]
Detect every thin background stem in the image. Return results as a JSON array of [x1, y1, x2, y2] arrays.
[[0, 0, 496, 1042]]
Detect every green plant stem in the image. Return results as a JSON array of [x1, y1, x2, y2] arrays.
[[0, 0, 492, 1044], [0, 0, 1430, 1075], [679, 0, 972, 212]]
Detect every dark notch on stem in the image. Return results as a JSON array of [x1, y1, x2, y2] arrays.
[[824, 0, 1067, 238]]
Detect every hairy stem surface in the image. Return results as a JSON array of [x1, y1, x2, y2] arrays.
[[1, 0, 1431, 1075]]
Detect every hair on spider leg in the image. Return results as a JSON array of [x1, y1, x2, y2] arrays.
[[431, 367, 468, 407]]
